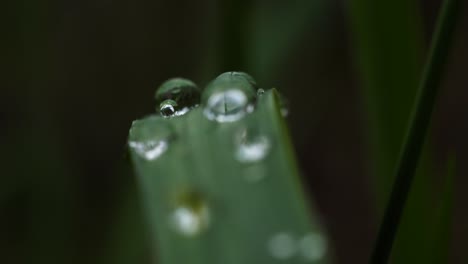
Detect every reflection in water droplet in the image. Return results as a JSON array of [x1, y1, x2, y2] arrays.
[[128, 116, 174, 161], [170, 192, 210, 237], [202, 72, 256, 122], [298, 233, 327, 261], [257, 88, 265, 96], [128, 140, 168, 161], [160, 99, 177, 117], [203, 89, 251, 122], [235, 132, 271, 164], [268, 233, 296, 260], [155, 78, 200, 117]]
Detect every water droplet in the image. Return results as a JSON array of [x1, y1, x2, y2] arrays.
[[169, 192, 210, 237], [298, 233, 327, 261], [279, 94, 289, 117], [128, 116, 174, 161], [128, 140, 168, 161], [202, 72, 256, 122], [230, 71, 257, 87], [257, 88, 265, 96], [155, 78, 200, 117], [235, 129, 271, 164], [268, 232, 296, 260]]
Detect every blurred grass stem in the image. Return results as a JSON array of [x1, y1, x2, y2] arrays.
[[370, 0, 460, 263]]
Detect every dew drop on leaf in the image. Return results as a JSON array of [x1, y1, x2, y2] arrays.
[[268, 232, 297, 260], [169, 191, 210, 237], [155, 78, 200, 117], [160, 99, 177, 118], [202, 72, 256, 122], [128, 140, 168, 161], [279, 93, 289, 117], [203, 89, 251, 122], [128, 116, 174, 161], [225, 71, 257, 87], [298, 233, 327, 261], [257, 88, 265, 97], [235, 129, 271, 164]]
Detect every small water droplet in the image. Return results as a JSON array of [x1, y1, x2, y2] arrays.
[[298, 233, 327, 261], [160, 99, 177, 117], [235, 129, 271, 164], [279, 94, 289, 117], [128, 116, 174, 161], [169, 192, 210, 237], [257, 88, 265, 96], [128, 140, 168, 161], [268, 232, 296, 260], [202, 72, 256, 122], [155, 78, 200, 117]]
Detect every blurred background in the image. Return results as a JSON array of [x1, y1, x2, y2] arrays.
[[1, 0, 467, 263]]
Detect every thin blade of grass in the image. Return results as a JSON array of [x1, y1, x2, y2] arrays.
[[347, 1, 433, 260], [370, 0, 460, 263]]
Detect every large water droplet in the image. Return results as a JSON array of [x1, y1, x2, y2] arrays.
[[268, 232, 296, 260], [128, 116, 174, 161], [204, 89, 251, 122], [220, 71, 257, 87], [155, 78, 200, 117], [202, 72, 256, 122], [235, 129, 271, 164], [169, 192, 210, 237], [298, 233, 327, 261]]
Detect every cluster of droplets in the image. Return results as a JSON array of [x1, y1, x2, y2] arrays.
[[129, 72, 280, 162], [268, 232, 327, 262], [152, 72, 288, 121], [127, 74, 325, 264]]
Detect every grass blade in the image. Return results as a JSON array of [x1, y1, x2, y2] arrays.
[[129, 76, 331, 264], [370, 0, 460, 263]]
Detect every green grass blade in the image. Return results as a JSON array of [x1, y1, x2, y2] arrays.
[[347, 1, 433, 259], [129, 81, 331, 264], [370, 0, 460, 263]]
